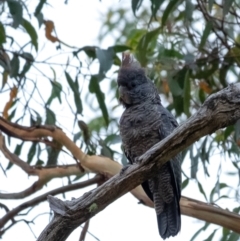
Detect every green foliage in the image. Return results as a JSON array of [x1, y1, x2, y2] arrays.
[[0, 22, 6, 45], [21, 19, 38, 51], [199, 22, 212, 50], [150, 0, 164, 19], [131, 0, 143, 16], [89, 75, 109, 125], [65, 71, 83, 115], [47, 80, 62, 105], [190, 223, 210, 241], [34, 0, 46, 18], [27, 143, 37, 164], [10, 55, 19, 78], [96, 47, 114, 77], [45, 107, 56, 125], [136, 27, 160, 66], [47, 140, 62, 165], [161, 0, 180, 27], [1, 0, 240, 240], [7, 0, 23, 28], [222, 0, 234, 16]]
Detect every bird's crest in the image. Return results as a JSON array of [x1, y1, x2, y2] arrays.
[[121, 53, 141, 69]]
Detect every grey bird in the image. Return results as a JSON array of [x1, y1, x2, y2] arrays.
[[118, 53, 181, 239]]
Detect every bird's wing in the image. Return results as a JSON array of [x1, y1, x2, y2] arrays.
[[158, 105, 182, 201], [124, 147, 154, 201]]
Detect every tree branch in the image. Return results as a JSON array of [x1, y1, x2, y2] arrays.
[[0, 118, 152, 206], [0, 133, 33, 174], [37, 83, 240, 240], [79, 220, 90, 241], [0, 175, 103, 231], [1, 84, 240, 239], [181, 197, 240, 233], [0, 120, 86, 163], [0, 132, 84, 199], [0, 116, 124, 176]]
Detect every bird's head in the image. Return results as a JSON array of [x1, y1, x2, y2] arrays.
[[117, 53, 160, 107]]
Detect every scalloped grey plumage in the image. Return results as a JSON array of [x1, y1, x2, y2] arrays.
[[118, 53, 182, 239]]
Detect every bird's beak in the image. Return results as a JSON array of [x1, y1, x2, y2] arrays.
[[118, 86, 126, 100], [118, 85, 123, 94], [118, 86, 131, 105]]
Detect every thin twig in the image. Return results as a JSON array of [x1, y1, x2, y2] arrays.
[[79, 220, 90, 241], [0, 175, 103, 230]]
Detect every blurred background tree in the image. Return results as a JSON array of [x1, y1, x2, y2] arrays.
[[0, 0, 240, 240]]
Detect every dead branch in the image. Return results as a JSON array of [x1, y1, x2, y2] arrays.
[[36, 83, 240, 240], [0, 175, 103, 231]]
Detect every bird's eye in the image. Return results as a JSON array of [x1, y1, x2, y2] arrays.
[[131, 82, 136, 88]]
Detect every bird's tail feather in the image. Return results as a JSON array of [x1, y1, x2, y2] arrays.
[[157, 196, 181, 239]]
